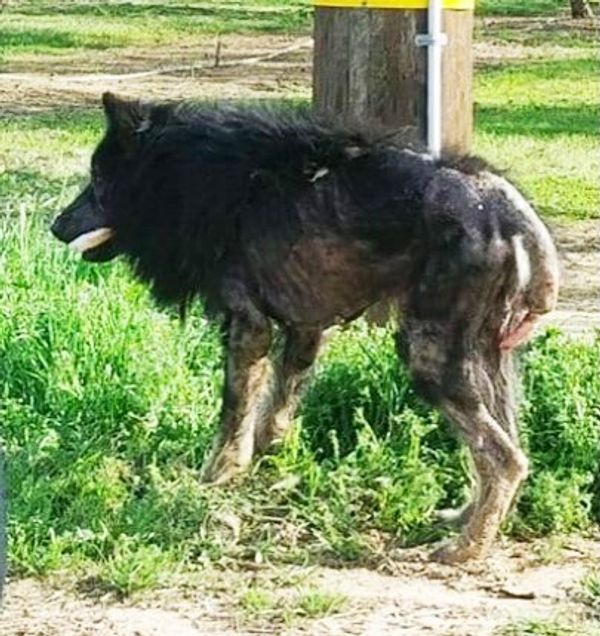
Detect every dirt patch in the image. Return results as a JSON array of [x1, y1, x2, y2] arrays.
[[1, 16, 597, 113], [538, 220, 600, 337], [0, 34, 313, 114], [2, 537, 599, 635], [1, 581, 236, 636]]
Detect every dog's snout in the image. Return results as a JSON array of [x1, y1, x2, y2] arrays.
[[50, 208, 78, 243], [50, 184, 100, 244], [50, 215, 66, 240]]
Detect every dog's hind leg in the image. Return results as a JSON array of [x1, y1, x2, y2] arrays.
[[433, 396, 527, 564], [254, 326, 322, 454], [434, 350, 520, 530], [404, 321, 528, 564], [201, 310, 272, 485]]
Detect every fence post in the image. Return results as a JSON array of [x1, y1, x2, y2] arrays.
[[312, 1, 474, 155]]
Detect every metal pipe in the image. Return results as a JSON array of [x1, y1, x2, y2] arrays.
[[426, 0, 445, 159]]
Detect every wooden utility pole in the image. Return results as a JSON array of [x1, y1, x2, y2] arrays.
[[570, 0, 593, 18], [313, 1, 474, 155]]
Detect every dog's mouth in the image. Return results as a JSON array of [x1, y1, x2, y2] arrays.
[[68, 227, 118, 262]]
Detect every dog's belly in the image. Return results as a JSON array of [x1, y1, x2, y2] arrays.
[[249, 236, 411, 326]]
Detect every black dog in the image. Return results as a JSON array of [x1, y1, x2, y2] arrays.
[[52, 93, 559, 563]]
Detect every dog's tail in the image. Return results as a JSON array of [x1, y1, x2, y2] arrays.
[[491, 175, 559, 350]]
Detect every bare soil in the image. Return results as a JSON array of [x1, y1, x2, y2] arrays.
[[2, 537, 599, 635], [0, 35, 314, 112], [541, 220, 600, 337]]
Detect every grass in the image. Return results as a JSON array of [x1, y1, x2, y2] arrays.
[[239, 584, 346, 626], [0, 1, 310, 61], [1, 170, 599, 592], [478, 0, 572, 16], [501, 619, 581, 636], [474, 56, 599, 221], [581, 570, 600, 620], [0, 0, 599, 598]]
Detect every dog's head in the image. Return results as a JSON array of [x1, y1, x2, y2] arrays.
[[51, 93, 166, 262], [50, 182, 119, 262]]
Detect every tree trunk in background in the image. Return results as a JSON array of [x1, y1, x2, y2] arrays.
[[314, 9, 428, 146], [313, 7, 474, 154], [570, 0, 593, 18]]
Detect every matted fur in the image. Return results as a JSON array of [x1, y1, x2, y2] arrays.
[[51, 94, 559, 564]]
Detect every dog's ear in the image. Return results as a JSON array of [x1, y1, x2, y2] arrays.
[[102, 92, 150, 152]]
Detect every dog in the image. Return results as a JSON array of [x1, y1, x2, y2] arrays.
[[51, 93, 559, 563]]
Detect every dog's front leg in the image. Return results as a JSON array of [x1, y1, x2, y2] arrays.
[[201, 311, 272, 485], [254, 327, 322, 454]]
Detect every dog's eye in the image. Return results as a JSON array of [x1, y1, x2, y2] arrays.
[[91, 164, 102, 186], [92, 170, 105, 192], [92, 173, 107, 208]]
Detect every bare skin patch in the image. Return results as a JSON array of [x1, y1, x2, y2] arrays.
[[482, 172, 560, 313], [499, 312, 538, 350]]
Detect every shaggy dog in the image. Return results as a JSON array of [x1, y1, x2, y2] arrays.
[[52, 94, 559, 563]]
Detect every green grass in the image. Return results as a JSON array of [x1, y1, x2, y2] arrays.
[[474, 56, 599, 221], [237, 584, 347, 629], [476, 21, 598, 50], [501, 619, 581, 636], [581, 570, 600, 620], [477, 0, 598, 192], [0, 1, 311, 62], [239, 583, 346, 625], [296, 588, 347, 618], [478, 0, 571, 16]]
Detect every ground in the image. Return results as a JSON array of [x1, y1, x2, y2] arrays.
[[4, 537, 600, 635], [1, 6, 599, 635], [543, 220, 599, 337]]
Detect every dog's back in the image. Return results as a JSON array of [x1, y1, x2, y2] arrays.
[[89, 102, 557, 330]]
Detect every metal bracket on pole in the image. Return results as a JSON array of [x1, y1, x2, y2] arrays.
[[415, 33, 448, 47]]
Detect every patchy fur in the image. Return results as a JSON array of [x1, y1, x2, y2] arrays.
[[51, 94, 559, 564]]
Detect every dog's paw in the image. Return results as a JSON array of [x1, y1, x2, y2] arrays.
[[200, 452, 247, 486], [429, 539, 487, 565], [201, 457, 246, 486], [201, 434, 255, 486], [200, 465, 238, 486]]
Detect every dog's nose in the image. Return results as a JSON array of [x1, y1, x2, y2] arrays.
[[50, 215, 65, 240]]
